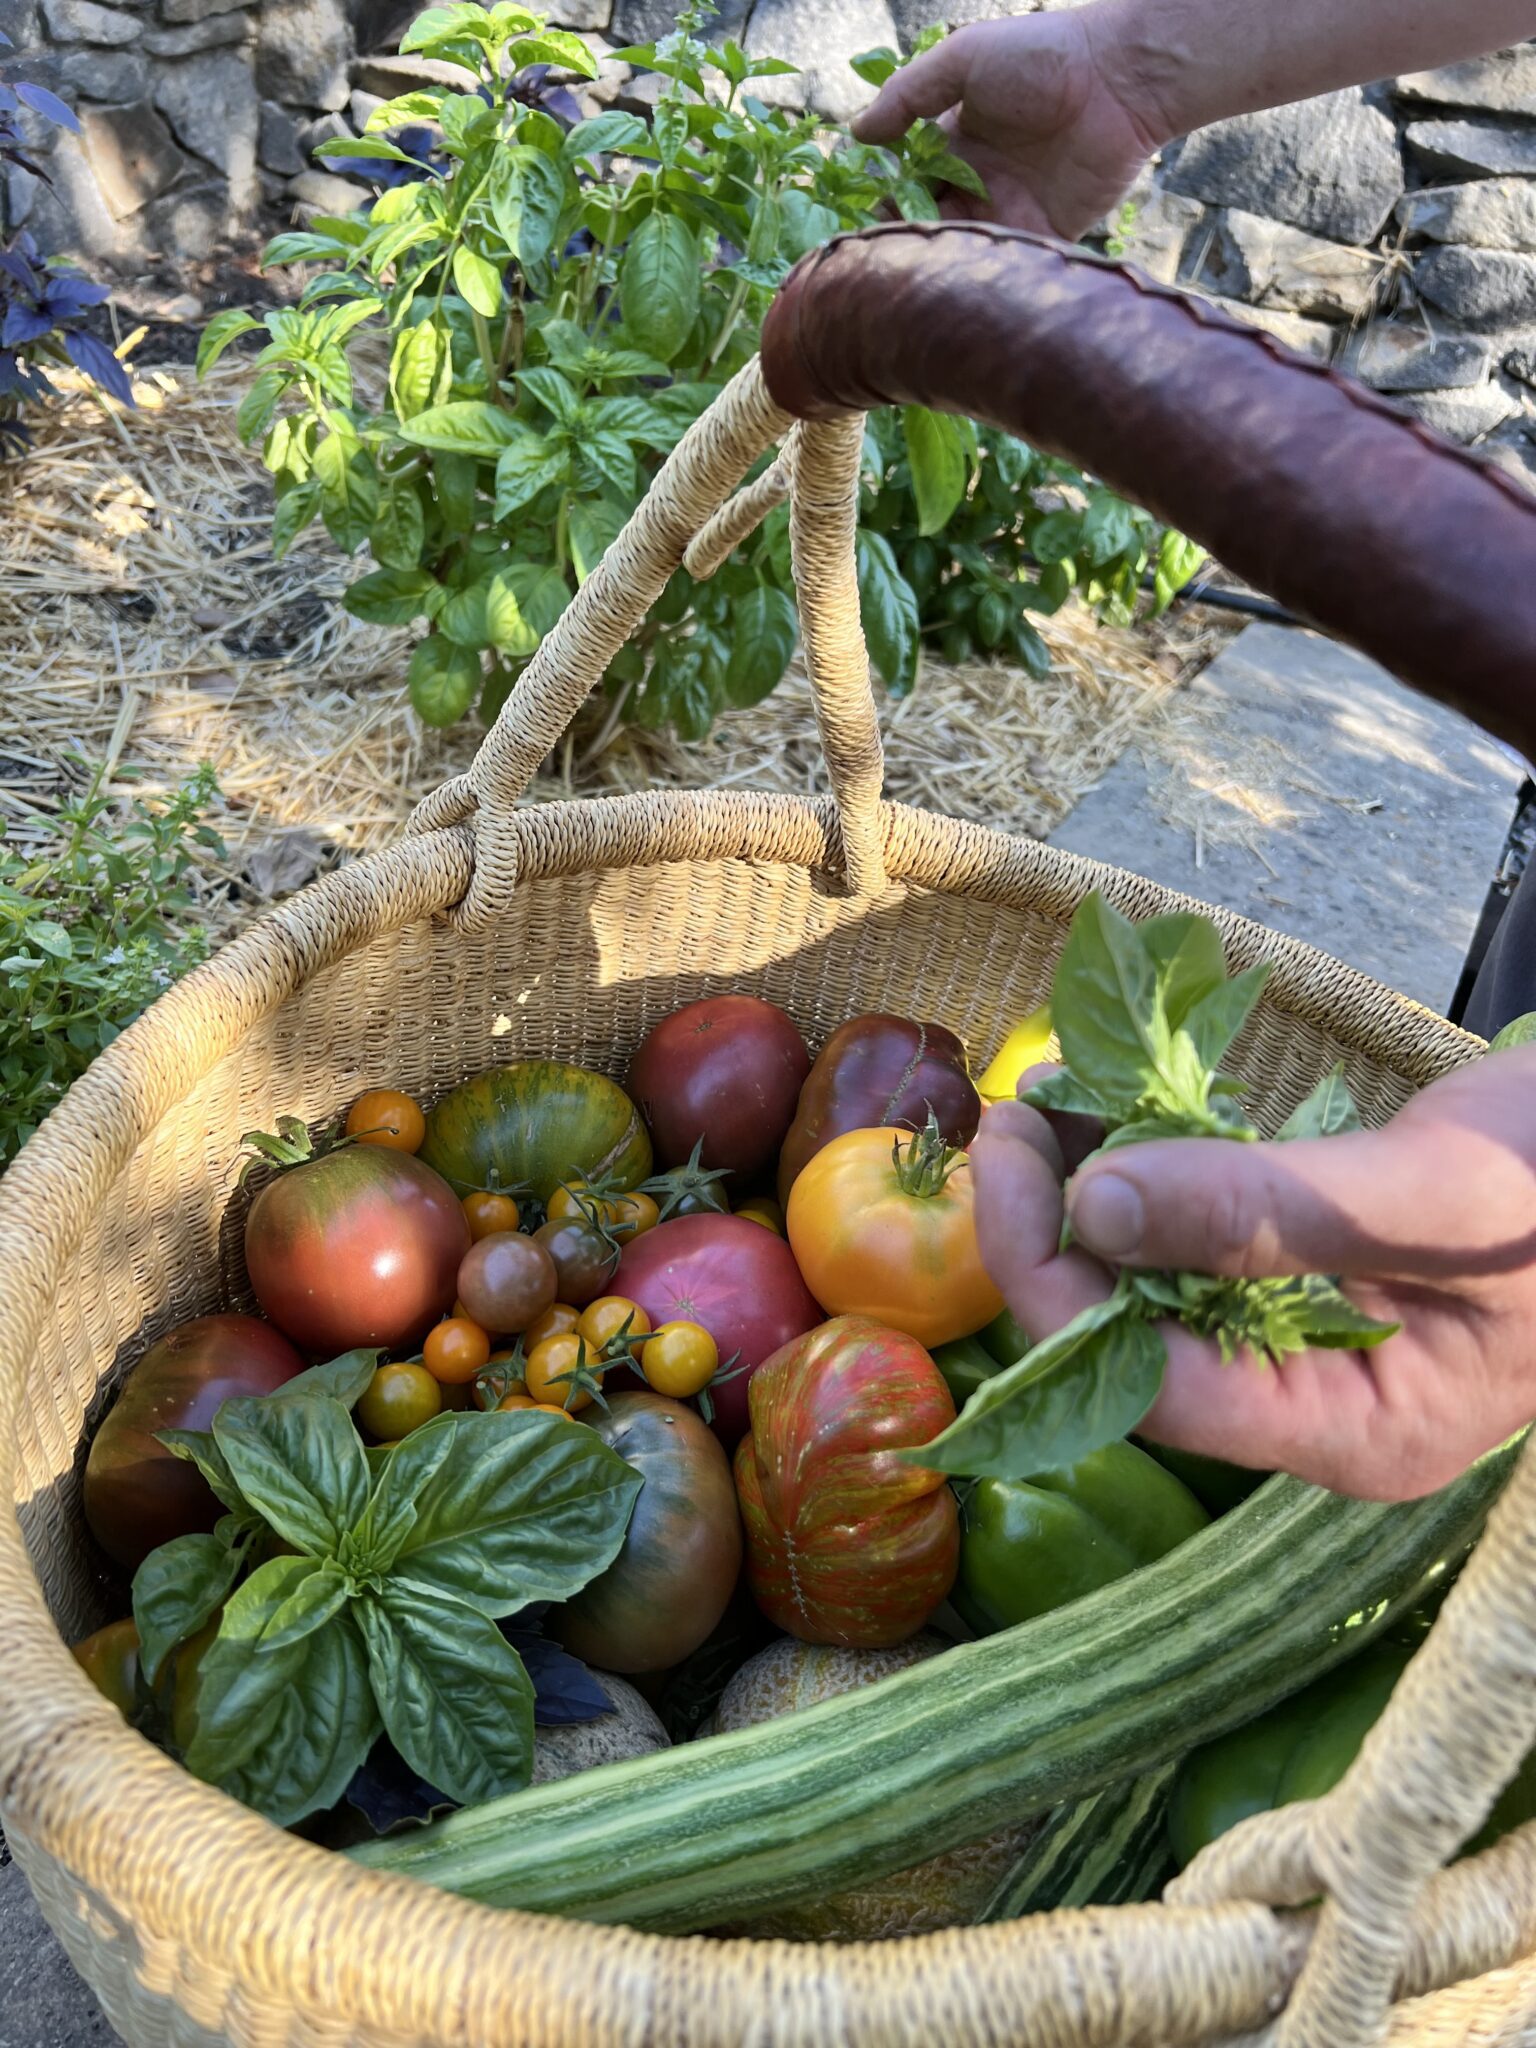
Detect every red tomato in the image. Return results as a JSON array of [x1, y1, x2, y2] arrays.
[[245, 1147, 468, 1355], [84, 1313, 305, 1571], [734, 1316, 959, 1648], [616, 1213, 823, 1445], [627, 995, 810, 1182]]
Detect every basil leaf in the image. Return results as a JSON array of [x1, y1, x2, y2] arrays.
[[1052, 894, 1167, 1114], [262, 1557, 352, 1651], [1291, 1275, 1400, 1350], [505, 1629, 612, 1726], [1277, 1063, 1363, 1140], [345, 1415, 458, 1574], [271, 1350, 383, 1410], [1021, 1069, 1113, 1120], [214, 1393, 370, 1556], [856, 528, 919, 695], [1181, 963, 1272, 1072], [723, 585, 797, 709], [388, 1410, 641, 1616], [1137, 912, 1226, 1028], [619, 212, 700, 364], [156, 1427, 250, 1518], [357, 1581, 534, 1805], [1490, 1012, 1536, 1052], [184, 1556, 330, 1781], [911, 1294, 1166, 1479], [217, 1612, 379, 1827], [132, 1529, 244, 1684], [901, 405, 969, 537]]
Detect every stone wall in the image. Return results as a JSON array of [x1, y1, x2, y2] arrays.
[[6, 0, 1536, 489]]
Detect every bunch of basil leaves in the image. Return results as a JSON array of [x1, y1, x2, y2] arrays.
[[915, 892, 1398, 1481], [131, 1350, 641, 1825]]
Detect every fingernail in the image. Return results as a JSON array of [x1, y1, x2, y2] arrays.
[[1069, 1173, 1144, 1259]]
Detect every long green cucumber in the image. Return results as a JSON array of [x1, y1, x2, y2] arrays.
[[354, 1446, 1516, 1930], [981, 1764, 1178, 1918]]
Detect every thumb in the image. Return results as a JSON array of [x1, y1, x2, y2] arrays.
[[851, 33, 975, 142], [1065, 1115, 1536, 1284]]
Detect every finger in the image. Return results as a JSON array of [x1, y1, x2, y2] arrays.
[[1065, 1117, 1536, 1284], [850, 32, 975, 142], [971, 1101, 1112, 1341], [1017, 1062, 1103, 1174]]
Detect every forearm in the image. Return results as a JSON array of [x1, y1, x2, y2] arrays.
[[1088, 0, 1536, 146]]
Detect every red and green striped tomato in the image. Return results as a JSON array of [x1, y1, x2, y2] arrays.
[[559, 1392, 742, 1673], [734, 1315, 959, 1649], [419, 1060, 652, 1205], [245, 1146, 468, 1355]]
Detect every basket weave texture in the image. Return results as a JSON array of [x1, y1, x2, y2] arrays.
[[7, 359, 1536, 2048]]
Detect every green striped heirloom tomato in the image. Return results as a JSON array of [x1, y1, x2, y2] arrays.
[[734, 1315, 959, 1648], [954, 1439, 1210, 1633], [419, 1060, 651, 1205]]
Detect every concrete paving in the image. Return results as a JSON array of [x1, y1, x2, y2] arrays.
[[0, 619, 1525, 2045], [1050, 621, 1525, 1011]]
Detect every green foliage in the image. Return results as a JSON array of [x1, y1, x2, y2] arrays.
[[209, 2, 1199, 737], [0, 762, 223, 1167], [913, 894, 1398, 1481], [134, 1360, 642, 1824]]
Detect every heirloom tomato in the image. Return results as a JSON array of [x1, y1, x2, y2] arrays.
[[245, 1145, 468, 1354], [533, 1215, 621, 1306], [734, 1317, 959, 1648], [456, 1230, 557, 1333], [84, 1313, 304, 1570], [419, 1060, 651, 1205], [617, 1213, 824, 1443], [560, 1393, 743, 1672], [785, 1123, 1002, 1348], [778, 1014, 980, 1203], [628, 995, 810, 1182]]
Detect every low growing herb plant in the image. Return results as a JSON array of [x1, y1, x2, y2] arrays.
[[132, 1349, 642, 1825], [914, 893, 1397, 1481], [200, 3, 1198, 739], [0, 762, 223, 1166]]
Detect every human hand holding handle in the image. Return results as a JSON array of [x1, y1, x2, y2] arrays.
[[971, 1047, 1536, 1500]]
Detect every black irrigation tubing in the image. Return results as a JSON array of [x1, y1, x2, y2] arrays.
[[1157, 574, 1303, 626]]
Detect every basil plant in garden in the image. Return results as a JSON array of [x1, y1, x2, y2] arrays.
[[198, 2, 1198, 737]]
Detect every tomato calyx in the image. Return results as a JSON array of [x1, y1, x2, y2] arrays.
[[543, 1335, 611, 1413], [641, 1136, 733, 1222], [692, 1347, 746, 1428], [238, 1113, 352, 1185], [474, 1343, 527, 1411], [891, 1112, 966, 1199]]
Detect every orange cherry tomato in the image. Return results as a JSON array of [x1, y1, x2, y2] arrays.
[[735, 1197, 785, 1235], [547, 1183, 660, 1240], [525, 1333, 600, 1412], [785, 1124, 1003, 1348], [463, 1190, 521, 1239], [497, 1392, 537, 1411], [345, 1088, 426, 1153], [525, 1301, 581, 1348], [640, 1320, 718, 1399], [609, 1190, 660, 1239], [533, 1402, 582, 1423], [423, 1315, 492, 1385], [578, 1295, 651, 1352]]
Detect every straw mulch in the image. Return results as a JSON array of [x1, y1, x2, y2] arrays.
[[0, 359, 1225, 931]]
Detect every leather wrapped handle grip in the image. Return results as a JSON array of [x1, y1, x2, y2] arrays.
[[760, 221, 1536, 757]]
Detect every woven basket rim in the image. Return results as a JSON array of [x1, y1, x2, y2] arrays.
[[0, 785, 1495, 2045]]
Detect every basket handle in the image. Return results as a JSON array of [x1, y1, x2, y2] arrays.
[[408, 360, 886, 928], [761, 221, 1536, 759]]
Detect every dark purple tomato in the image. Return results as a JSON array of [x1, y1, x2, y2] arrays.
[[559, 1393, 743, 1672], [245, 1146, 469, 1355], [456, 1231, 558, 1333], [627, 995, 810, 1183], [84, 1313, 304, 1571], [533, 1215, 620, 1307]]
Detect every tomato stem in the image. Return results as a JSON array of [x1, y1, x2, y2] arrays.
[[891, 1112, 965, 1199]]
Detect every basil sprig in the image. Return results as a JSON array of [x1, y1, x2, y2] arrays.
[[132, 1349, 641, 1826], [915, 892, 1398, 1480]]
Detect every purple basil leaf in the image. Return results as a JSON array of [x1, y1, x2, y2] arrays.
[[15, 82, 78, 132], [0, 84, 18, 112], [344, 1738, 456, 1835], [539, 84, 582, 127], [2, 304, 52, 346], [503, 1627, 612, 1725], [0, 27, 11, 43], [63, 328, 134, 404], [43, 273, 108, 315]]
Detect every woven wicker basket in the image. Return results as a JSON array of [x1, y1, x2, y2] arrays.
[[7, 350, 1536, 2048]]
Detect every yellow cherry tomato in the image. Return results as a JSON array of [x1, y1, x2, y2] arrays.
[[357, 1361, 442, 1440], [463, 1189, 521, 1239], [526, 1333, 601, 1412], [525, 1302, 581, 1348], [422, 1315, 491, 1385], [976, 1005, 1055, 1103], [640, 1321, 718, 1399], [548, 1183, 660, 1240], [345, 1088, 426, 1152], [735, 1197, 785, 1235], [578, 1295, 651, 1351]]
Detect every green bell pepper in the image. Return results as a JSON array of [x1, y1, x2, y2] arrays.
[[954, 1439, 1211, 1633], [1169, 1636, 1536, 1868], [929, 1334, 1003, 1409], [1136, 1441, 1267, 1517]]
